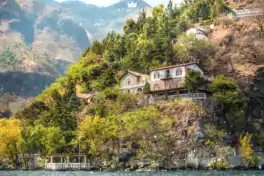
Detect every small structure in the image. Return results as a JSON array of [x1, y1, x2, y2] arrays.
[[229, 8, 264, 19], [186, 27, 209, 40], [150, 62, 210, 101], [76, 92, 96, 103], [45, 153, 90, 171], [120, 70, 150, 93]]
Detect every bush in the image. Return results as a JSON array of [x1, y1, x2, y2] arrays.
[[208, 158, 229, 170], [250, 156, 260, 168]]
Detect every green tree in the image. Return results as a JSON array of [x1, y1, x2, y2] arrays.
[[209, 75, 243, 131], [183, 69, 205, 99], [143, 82, 151, 94], [122, 107, 173, 162]]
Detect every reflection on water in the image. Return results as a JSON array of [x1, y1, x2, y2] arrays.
[[0, 171, 263, 176]]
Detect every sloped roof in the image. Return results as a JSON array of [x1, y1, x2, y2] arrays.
[[152, 62, 199, 71], [76, 93, 95, 99], [120, 70, 150, 80]]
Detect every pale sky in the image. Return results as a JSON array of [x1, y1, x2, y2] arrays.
[[55, 0, 183, 7]]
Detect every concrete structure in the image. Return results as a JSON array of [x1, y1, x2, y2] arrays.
[[186, 27, 209, 40], [45, 153, 90, 171], [120, 70, 150, 93], [229, 8, 264, 19]]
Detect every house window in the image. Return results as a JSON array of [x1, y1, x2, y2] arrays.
[[127, 78, 132, 86], [176, 68, 183, 76], [154, 72, 160, 79], [154, 84, 159, 91], [166, 70, 171, 78]]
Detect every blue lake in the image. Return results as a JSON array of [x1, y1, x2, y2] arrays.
[[0, 171, 264, 176]]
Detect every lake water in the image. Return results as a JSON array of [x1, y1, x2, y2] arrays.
[[0, 171, 263, 176]]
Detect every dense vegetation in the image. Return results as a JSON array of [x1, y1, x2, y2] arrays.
[[0, 0, 262, 170]]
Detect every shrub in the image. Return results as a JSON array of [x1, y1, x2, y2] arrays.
[[208, 158, 229, 170]]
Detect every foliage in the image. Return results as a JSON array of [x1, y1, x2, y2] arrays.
[[78, 115, 120, 162], [173, 34, 214, 66], [205, 124, 227, 140], [208, 158, 229, 170], [143, 82, 151, 94], [240, 133, 254, 164], [0, 119, 21, 167], [184, 69, 205, 95], [121, 107, 173, 161], [250, 155, 260, 168], [0, 50, 20, 68], [209, 75, 243, 130], [116, 92, 137, 112]]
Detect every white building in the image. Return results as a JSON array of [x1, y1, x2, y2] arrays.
[[186, 27, 209, 40]]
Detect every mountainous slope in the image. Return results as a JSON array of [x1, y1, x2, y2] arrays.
[[0, 0, 151, 115], [5, 0, 264, 170]]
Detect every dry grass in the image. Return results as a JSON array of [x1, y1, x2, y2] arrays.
[[208, 19, 264, 88]]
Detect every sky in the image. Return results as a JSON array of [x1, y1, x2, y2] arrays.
[[55, 0, 183, 7]]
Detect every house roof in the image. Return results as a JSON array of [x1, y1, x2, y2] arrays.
[[120, 70, 150, 80], [77, 93, 95, 99], [152, 62, 199, 71]]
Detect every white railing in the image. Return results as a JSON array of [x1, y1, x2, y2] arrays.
[[120, 84, 145, 90], [168, 93, 207, 100], [234, 9, 264, 18], [45, 163, 90, 170]]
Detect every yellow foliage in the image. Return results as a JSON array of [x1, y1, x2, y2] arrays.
[[240, 133, 254, 161], [0, 118, 21, 158]]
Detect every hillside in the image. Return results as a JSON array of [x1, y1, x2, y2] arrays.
[[10, 0, 264, 170], [0, 0, 263, 170], [0, 0, 151, 115]]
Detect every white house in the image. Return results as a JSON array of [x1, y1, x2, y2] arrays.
[[120, 70, 150, 93], [186, 27, 209, 40]]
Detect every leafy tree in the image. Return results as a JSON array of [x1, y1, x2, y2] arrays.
[[78, 115, 120, 163], [209, 75, 243, 131], [143, 82, 151, 94], [184, 69, 205, 99], [240, 133, 254, 166], [0, 119, 21, 168], [122, 107, 173, 162]]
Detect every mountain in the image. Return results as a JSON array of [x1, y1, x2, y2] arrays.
[[0, 0, 151, 115]]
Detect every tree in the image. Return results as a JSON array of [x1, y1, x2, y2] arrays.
[[78, 116, 119, 163], [240, 133, 253, 166], [184, 69, 205, 99], [122, 107, 173, 162], [209, 75, 243, 131], [0, 119, 21, 168], [173, 34, 214, 66], [41, 127, 66, 155], [143, 82, 151, 94]]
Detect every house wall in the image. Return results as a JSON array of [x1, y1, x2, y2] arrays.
[[150, 66, 186, 81], [150, 77, 184, 91], [120, 73, 147, 93], [150, 64, 204, 92]]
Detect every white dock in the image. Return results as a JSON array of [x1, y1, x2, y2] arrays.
[[45, 163, 90, 171], [45, 153, 90, 171]]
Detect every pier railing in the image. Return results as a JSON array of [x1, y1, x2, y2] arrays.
[[45, 163, 90, 170]]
